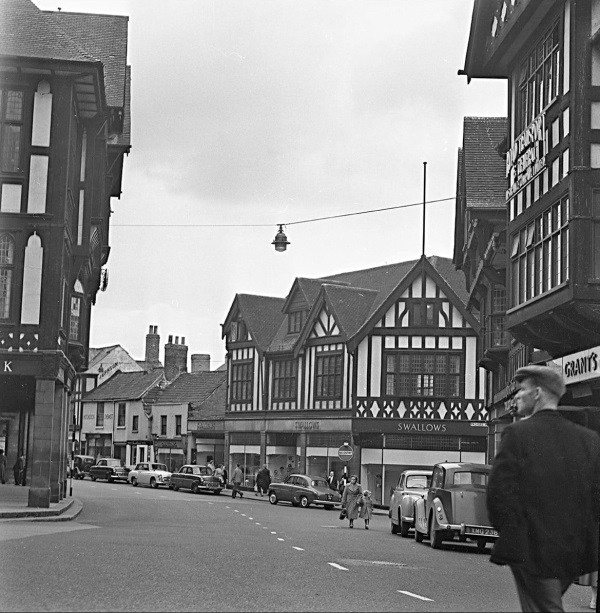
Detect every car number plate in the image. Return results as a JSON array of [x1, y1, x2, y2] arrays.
[[465, 526, 498, 537]]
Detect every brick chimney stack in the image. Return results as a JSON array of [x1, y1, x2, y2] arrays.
[[191, 354, 211, 373], [145, 325, 161, 369], [164, 335, 188, 382]]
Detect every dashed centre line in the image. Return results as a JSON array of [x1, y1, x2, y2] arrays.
[[397, 590, 433, 602], [292, 547, 304, 551], [328, 563, 348, 571], [277, 538, 284, 541]]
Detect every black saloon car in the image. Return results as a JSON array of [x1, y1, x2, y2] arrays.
[[169, 465, 222, 495], [268, 474, 341, 509]]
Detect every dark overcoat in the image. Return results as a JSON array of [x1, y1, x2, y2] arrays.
[[487, 409, 600, 579]]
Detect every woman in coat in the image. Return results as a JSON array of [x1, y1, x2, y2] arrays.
[[341, 475, 363, 528], [358, 489, 373, 529]]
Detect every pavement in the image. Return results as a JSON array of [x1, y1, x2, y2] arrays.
[[0, 482, 387, 522], [0, 483, 83, 522]]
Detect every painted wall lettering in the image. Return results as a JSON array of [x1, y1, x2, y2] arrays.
[[397, 422, 447, 433], [4, 361, 12, 372], [294, 421, 320, 431]]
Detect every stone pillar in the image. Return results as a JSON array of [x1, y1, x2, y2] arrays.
[[49, 384, 64, 502], [28, 379, 56, 508], [223, 431, 230, 479], [260, 430, 266, 467]]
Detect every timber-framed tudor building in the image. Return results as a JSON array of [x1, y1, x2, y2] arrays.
[[458, 0, 600, 454], [0, 0, 131, 506], [222, 256, 487, 506]]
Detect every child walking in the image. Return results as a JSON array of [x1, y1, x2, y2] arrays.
[[359, 489, 374, 529]]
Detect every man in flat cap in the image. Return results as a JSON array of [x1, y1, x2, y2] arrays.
[[487, 364, 600, 612]]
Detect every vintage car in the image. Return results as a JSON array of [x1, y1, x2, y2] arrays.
[[268, 474, 341, 510], [88, 458, 130, 483], [389, 469, 433, 537], [128, 462, 171, 488], [169, 464, 222, 495], [67, 455, 95, 479], [413, 462, 498, 553]]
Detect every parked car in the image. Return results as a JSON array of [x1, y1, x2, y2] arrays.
[[88, 458, 130, 483], [413, 462, 498, 553], [128, 462, 171, 488], [268, 474, 341, 510], [67, 455, 95, 479], [389, 469, 433, 536], [169, 465, 222, 494]]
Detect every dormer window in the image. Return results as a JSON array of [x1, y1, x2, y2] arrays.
[[230, 319, 247, 342], [288, 310, 304, 333]]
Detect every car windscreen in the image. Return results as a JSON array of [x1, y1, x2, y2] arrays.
[[406, 475, 431, 489], [106, 460, 121, 467], [311, 479, 328, 488], [452, 471, 488, 486], [192, 467, 212, 475], [151, 464, 168, 471]]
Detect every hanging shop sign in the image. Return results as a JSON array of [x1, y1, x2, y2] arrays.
[[506, 112, 547, 200], [551, 346, 600, 386]]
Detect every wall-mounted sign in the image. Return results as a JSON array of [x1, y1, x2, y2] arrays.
[[551, 346, 600, 386], [294, 421, 320, 431], [506, 112, 547, 200], [337, 444, 353, 462]]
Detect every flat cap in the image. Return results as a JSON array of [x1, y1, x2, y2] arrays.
[[514, 365, 566, 399]]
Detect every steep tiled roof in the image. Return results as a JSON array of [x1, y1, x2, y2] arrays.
[[237, 294, 286, 352], [152, 371, 226, 405], [88, 345, 119, 366], [188, 376, 227, 420], [44, 10, 129, 108], [428, 255, 470, 306], [0, 0, 98, 63], [83, 370, 165, 402], [462, 117, 507, 209], [321, 284, 378, 338]]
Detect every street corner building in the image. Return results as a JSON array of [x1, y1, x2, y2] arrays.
[[0, 0, 131, 506], [457, 0, 600, 451], [221, 256, 488, 505]]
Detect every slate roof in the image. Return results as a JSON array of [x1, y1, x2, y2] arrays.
[[228, 294, 286, 352], [83, 370, 165, 402], [150, 371, 227, 406], [462, 117, 507, 209], [0, 0, 98, 63], [88, 345, 120, 366], [44, 9, 129, 108], [188, 375, 227, 420]]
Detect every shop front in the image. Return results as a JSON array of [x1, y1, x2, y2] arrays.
[[354, 418, 488, 507], [225, 416, 353, 489], [154, 438, 185, 473], [188, 420, 224, 468]]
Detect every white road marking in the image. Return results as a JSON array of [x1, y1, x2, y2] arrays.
[[225, 506, 230, 509], [241, 514, 246, 516], [328, 563, 348, 571], [262, 527, 268, 529], [248, 517, 253, 520], [255, 522, 261, 525], [234, 510, 239, 513], [292, 547, 304, 551], [397, 590, 433, 602], [277, 538, 284, 541], [270, 531, 276, 534]]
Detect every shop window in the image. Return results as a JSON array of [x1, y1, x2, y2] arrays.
[[117, 402, 126, 427], [231, 360, 253, 402], [132, 415, 139, 433], [175, 415, 182, 436], [315, 352, 343, 400], [0, 234, 14, 320], [161, 415, 167, 436], [272, 359, 297, 400], [96, 402, 104, 427], [385, 351, 462, 398]]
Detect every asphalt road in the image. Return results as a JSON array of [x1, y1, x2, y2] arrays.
[[0, 480, 593, 612]]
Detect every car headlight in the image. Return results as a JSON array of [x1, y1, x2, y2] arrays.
[[157, 475, 164, 481]]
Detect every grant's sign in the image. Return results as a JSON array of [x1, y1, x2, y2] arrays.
[[552, 346, 600, 385], [506, 112, 547, 200]]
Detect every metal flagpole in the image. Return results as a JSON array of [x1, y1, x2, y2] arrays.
[[422, 161, 427, 257]]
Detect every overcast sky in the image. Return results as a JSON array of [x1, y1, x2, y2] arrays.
[[35, 0, 507, 369]]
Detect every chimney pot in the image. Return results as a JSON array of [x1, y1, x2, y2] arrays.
[[168, 335, 173, 344]]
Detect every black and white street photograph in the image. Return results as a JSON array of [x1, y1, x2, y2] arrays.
[[1, 1, 600, 611]]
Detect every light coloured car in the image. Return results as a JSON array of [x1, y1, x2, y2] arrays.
[[128, 462, 171, 488], [389, 469, 432, 537], [413, 462, 498, 553]]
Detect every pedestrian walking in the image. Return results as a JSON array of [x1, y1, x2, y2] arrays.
[[338, 468, 349, 495], [326, 470, 338, 492], [359, 489, 373, 529], [222, 465, 228, 488], [214, 463, 224, 487], [231, 463, 244, 499], [13, 454, 25, 486], [487, 365, 600, 613], [0, 449, 6, 484], [341, 475, 362, 529], [255, 464, 271, 497]]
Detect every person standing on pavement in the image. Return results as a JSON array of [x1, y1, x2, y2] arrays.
[[341, 475, 362, 529], [327, 470, 338, 492], [231, 463, 244, 499], [255, 464, 271, 497], [0, 449, 6, 484], [487, 365, 600, 613], [222, 465, 228, 488], [13, 454, 24, 485]]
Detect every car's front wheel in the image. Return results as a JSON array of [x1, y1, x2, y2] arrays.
[[150, 477, 157, 489], [299, 496, 310, 508], [131, 477, 138, 487], [191, 482, 200, 494], [414, 522, 424, 543], [90, 475, 96, 482], [400, 518, 410, 538], [269, 492, 278, 505], [429, 518, 444, 549]]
